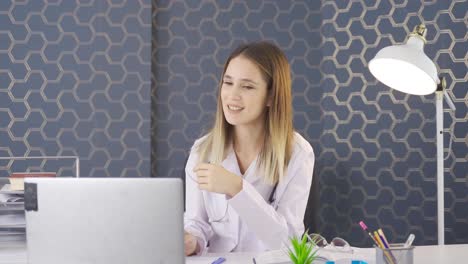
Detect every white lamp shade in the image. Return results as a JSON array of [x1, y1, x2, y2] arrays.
[[369, 36, 438, 95]]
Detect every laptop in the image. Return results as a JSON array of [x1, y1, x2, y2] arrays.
[[24, 178, 185, 264]]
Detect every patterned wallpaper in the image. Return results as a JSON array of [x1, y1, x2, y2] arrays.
[[0, 0, 151, 177], [152, 0, 467, 246]]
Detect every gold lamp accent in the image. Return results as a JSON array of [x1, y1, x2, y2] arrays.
[[408, 24, 427, 43]]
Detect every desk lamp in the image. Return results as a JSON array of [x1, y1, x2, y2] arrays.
[[368, 24, 456, 245]]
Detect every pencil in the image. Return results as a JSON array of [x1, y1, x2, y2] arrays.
[[374, 231, 394, 264], [359, 221, 379, 246]]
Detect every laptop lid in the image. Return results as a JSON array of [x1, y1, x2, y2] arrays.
[[24, 178, 184, 264]]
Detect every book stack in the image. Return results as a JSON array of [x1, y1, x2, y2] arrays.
[[8, 172, 56, 191], [0, 172, 56, 245]]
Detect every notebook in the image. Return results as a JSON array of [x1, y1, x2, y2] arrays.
[[24, 178, 185, 264]]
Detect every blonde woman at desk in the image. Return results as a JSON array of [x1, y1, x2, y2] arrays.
[[184, 41, 315, 255]]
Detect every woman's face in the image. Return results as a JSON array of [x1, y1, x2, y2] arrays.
[[221, 55, 271, 128]]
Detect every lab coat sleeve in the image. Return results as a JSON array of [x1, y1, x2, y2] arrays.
[[228, 149, 314, 249], [183, 147, 213, 255]]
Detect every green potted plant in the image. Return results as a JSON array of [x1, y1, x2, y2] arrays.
[[287, 232, 320, 264]]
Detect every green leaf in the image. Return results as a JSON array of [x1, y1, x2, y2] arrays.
[[287, 233, 319, 264]]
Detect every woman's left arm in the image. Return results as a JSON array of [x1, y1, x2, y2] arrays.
[[228, 149, 315, 249]]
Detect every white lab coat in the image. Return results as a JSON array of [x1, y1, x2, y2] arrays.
[[184, 132, 315, 254]]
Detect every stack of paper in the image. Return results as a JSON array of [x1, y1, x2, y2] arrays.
[[0, 184, 26, 245]]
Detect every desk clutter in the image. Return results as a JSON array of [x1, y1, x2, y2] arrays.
[[359, 221, 415, 264], [253, 221, 416, 264], [254, 246, 375, 264], [0, 172, 55, 246], [0, 183, 26, 245]]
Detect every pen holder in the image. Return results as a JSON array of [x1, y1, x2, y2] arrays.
[[375, 244, 414, 264]]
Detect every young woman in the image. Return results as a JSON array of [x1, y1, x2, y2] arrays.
[[184, 41, 315, 255]]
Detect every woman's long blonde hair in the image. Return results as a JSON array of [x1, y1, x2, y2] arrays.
[[197, 41, 293, 184]]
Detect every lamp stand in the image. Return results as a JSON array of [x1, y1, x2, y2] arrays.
[[435, 77, 456, 245], [436, 88, 444, 245]]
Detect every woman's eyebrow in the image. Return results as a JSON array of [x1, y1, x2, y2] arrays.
[[240, 78, 258, 85], [223, 75, 258, 85]]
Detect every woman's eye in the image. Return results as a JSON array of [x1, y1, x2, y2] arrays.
[[223, 81, 233, 85], [243, 86, 253, 90]]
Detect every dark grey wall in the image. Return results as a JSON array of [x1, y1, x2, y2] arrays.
[[152, 0, 467, 246], [0, 0, 151, 177]]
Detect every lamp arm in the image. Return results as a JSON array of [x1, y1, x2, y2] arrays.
[[443, 91, 456, 112], [437, 76, 456, 112]]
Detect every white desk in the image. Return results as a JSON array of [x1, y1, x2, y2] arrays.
[[413, 244, 468, 263], [1, 244, 467, 263]]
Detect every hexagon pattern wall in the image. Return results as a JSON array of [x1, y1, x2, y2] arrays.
[[0, 0, 151, 178], [152, 0, 467, 246]]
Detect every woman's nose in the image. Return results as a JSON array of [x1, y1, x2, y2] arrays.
[[227, 86, 242, 99]]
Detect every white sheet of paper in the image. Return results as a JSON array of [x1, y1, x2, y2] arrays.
[[0, 185, 23, 195], [0, 214, 26, 227]]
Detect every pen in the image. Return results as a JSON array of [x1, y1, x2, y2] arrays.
[[377, 229, 390, 248], [373, 231, 384, 248], [359, 221, 379, 246], [211, 257, 226, 264], [378, 233, 390, 249], [404, 234, 415, 248]]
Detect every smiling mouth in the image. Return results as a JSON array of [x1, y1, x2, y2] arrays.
[[227, 105, 244, 111]]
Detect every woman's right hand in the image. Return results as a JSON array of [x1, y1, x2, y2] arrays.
[[184, 231, 198, 256]]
